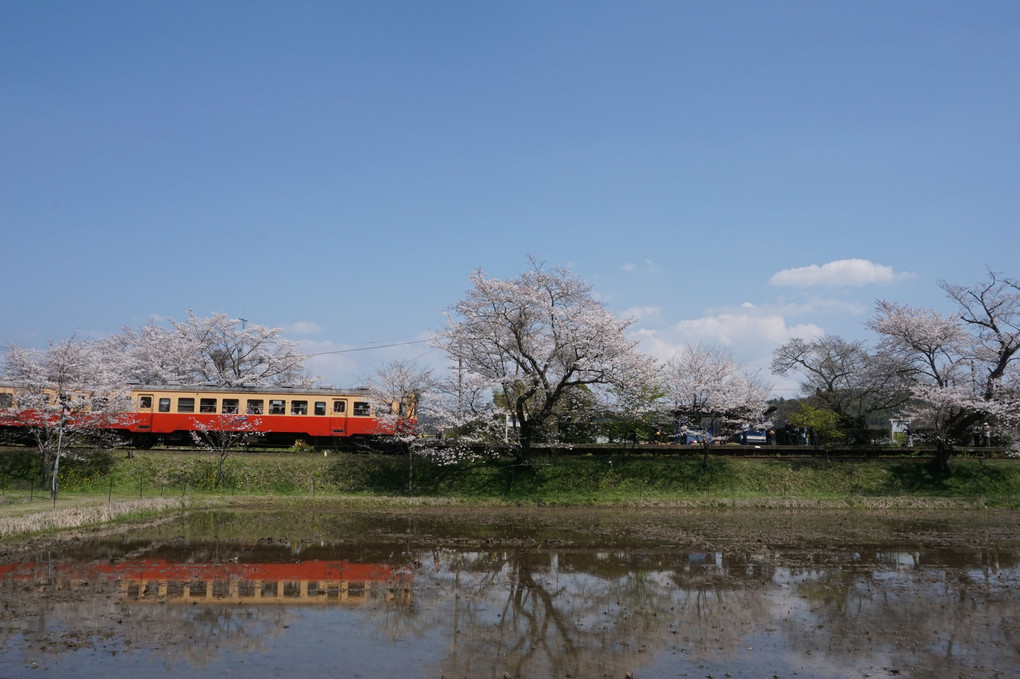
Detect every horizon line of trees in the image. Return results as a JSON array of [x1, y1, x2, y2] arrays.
[[4, 264, 1019, 491]]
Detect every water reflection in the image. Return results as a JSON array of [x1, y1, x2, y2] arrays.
[[0, 556, 410, 606], [1, 509, 1018, 679]]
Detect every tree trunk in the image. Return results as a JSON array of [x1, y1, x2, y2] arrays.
[[932, 439, 953, 474], [406, 441, 414, 492], [517, 423, 534, 463], [515, 402, 535, 463], [216, 450, 228, 487], [38, 446, 56, 498]]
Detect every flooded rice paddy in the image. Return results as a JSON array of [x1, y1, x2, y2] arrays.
[[1, 505, 1018, 679]]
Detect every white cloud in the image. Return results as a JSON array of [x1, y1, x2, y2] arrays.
[[621, 259, 656, 273], [637, 311, 823, 358], [769, 259, 913, 288], [634, 310, 825, 396], [770, 298, 868, 317], [620, 305, 663, 323], [675, 313, 823, 348], [285, 321, 322, 335]]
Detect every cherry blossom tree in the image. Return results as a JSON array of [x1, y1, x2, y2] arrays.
[[939, 270, 1020, 397], [416, 365, 519, 465], [114, 311, 314, 387], [100, 311, 315, 387], [104, 323, 199, 385], [361, 360, 437, 490], [868, 301, 974, 471], [364, 359, 433, 423], [1, 337, 131, 496], [662, 344, 771, 470], [189, 413, 264, 487], [436, 259, 656, 461], [868, 270, 1020, 472], [362, 359, 513, 489]]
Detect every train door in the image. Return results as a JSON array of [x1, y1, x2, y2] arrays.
[[136, 393, 154, 419], [132, 393, 155, 446], [330, 399, 348, 438]]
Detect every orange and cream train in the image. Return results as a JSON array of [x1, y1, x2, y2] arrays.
[[0, 558, 413, 605], [0, 382, 418, 448]]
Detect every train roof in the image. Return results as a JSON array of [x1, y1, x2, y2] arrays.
[[125, 383, 377, 396]]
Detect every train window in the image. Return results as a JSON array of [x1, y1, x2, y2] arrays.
[[399, 402, 407, 417], [177, 398, 195, 413], [200, 398, 217, 413], [353, 401, 371, 416], [0, 393, 13, 409], [158, 398, 171, 412], [333, 400, 346, 414], [223, 399, 239, 414], [291, 400, 308, 415], [269, 399, 286, 415], [246, 399, 264, 414], [314, 401, 326, 416], [139, 396, 152, 409]]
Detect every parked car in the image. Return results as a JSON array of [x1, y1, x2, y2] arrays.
[[738, 429, 767, 445]]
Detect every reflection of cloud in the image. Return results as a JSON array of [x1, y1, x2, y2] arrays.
[[770, 259, 913, 288]]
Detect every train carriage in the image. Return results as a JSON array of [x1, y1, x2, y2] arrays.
[[0, 382, 417, 448], [126, 384, 416, 447]]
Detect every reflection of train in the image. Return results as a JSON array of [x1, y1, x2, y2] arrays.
[[0, 558, 413, 605], [0, 382, 418, 448]]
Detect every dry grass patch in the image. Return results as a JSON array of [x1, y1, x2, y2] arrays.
[[0, 497, 190, 540]]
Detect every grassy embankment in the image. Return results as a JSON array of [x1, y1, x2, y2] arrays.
[[3, 449, 1019, 508], [2, 450, 1018, 540]]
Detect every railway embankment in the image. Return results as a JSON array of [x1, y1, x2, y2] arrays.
[[2, 449, 1018, 513]]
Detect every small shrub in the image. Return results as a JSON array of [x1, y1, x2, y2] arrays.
[[57, 448, 116, 488], [0, 447, 44, 482], [326, 454, 406, 492], [289, 439, 315, 454]]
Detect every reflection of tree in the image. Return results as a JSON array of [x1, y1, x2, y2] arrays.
[[792, 550, 1020, 677], [415, 548, 779, 679], [155, 607, 287, 670], [664, 554, 779, 664]]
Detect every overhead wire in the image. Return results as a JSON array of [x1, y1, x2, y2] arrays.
[[307, 339, 431, 356]]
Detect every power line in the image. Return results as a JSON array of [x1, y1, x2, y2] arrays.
[[309, 339, 431, 357]]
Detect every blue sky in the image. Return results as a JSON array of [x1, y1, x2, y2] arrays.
[[2, 1, 1018, 394]]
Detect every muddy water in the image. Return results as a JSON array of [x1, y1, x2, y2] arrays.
[[1, 506, 1017, 679]]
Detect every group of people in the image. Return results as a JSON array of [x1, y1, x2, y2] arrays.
[[767, 422, 816, 446], [972, 422, 993, 447]]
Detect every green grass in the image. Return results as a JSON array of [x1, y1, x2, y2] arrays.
[[3, 450, 1016, 509]]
